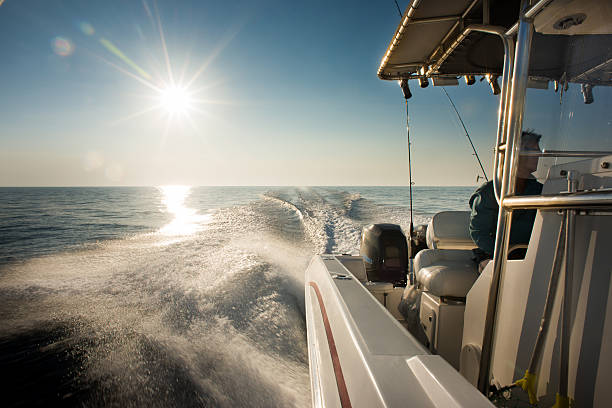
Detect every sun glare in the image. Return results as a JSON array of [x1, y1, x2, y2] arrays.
[[158, 185, 211, 237], [159, 86, 192, 115], [92, 2, 235, 133]]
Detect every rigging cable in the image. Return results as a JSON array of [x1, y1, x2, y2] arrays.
[[441, 87, 489, 182]]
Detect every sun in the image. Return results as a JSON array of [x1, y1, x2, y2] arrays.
[[92, 3, 235, 132], [158, 85, 193, 115]]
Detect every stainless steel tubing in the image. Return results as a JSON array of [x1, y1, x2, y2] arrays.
[[559, 172, 578, 398], [520, 150, 612, 158], [478, 0, 534, 394], [503, 190, 612, 210], [504, 22, 534, 198], [429, 25, 511, 75], [559, 206, 576, 397], [505, 0, 554, 36], [493, 38, 515, 204], [527, 212, 567, 374], [494, 18, 529, 205], [477, 208, 513, 394], [428, 0, 483, 65], [409, 16, 461, 25]]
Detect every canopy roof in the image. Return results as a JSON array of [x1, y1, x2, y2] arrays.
[[378, 0, 612, 85]]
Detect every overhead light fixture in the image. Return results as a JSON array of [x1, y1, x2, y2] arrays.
[[464, 75, 476, 85], [432, 77, 459, 87], [527, 79, 549, 90], [581, 83, 594, 104], [399, 79, 412, 99], [487, 74, 501, 95]]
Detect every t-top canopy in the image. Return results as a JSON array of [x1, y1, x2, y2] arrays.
[[378, 0, 612, 85]]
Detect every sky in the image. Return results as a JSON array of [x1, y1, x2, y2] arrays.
[[0, 0, 606, 187]]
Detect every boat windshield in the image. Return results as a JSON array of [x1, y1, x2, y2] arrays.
[[523, 84, 612, 183], [520, 35, 611, 183]]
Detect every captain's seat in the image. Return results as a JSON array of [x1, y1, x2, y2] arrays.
[[415, 211, 478, 298], [405, 211, 479, 368]]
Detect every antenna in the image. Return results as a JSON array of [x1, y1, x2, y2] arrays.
[[441, 88, 489, 182]]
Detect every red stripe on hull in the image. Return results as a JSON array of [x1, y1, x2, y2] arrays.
[[308, 281, 352, 408]]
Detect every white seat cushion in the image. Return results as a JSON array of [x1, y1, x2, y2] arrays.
[[415, 249, 478, 298], [426, 211, 476, 250]]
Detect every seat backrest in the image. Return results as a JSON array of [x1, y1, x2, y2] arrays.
[[426, 211, 476, 250], [415, 248, 478, 298]]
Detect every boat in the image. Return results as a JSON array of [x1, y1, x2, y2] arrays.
[[305, 0, 612, 406]]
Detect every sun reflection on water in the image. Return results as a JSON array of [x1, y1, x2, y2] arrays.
[[158, 185, 210, 237]]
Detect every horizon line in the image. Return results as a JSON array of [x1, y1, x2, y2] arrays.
[[0, 184, 479, 188]]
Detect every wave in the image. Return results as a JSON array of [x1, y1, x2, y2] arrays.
[[0, 193, 312, 407], [262, 188, 363, 255], [342, 192, 363, 218], [262, 193, 305, 220], [0, 186, 461, 407]]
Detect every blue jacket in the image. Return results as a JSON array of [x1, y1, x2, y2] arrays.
[[468, 179, 542, 257]]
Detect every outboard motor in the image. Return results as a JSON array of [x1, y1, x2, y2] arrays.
[[360, 224, 408, 286]]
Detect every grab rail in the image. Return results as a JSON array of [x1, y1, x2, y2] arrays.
[[519, 150, 612, 158], [505, 0, 554, 36], [502, 190, 612, 210], [478, 0, 533, 394]]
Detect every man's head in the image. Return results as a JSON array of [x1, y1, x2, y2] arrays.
[[517, 130, 542, 178]]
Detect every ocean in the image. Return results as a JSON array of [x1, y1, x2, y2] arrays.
[[0, 186, 474, 407]]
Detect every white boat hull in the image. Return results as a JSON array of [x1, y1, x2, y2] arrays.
[[305, 255, 493, 407]]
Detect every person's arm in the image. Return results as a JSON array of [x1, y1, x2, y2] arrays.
[[469, 186, 497, 257]]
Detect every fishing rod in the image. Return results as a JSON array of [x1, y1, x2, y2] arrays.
[[393, 0, 403, 18], [405, 96, 413, 236], [441, 87, 489, 182], [399, 80, 414, 248]]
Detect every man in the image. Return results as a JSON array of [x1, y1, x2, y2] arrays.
[[469, 131, 543, 270]]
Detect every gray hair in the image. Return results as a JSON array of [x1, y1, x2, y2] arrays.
[[522, 129, 542, 144]]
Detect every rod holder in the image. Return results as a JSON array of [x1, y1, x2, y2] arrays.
[[581, 83, 594, 104], [487, 74, 501, 95], [399, 79, 412, 99]]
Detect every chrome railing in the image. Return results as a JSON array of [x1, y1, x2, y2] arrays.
[[505, 0, 555, 37], [520, 150, 612, 158], [478, 0, 534, 394], [503, 190, 612, 210]]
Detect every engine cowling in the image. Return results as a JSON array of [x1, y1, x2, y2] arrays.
[[360, 224, 408, 286]]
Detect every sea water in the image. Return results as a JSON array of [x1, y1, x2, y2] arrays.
[[0, 186, 474, 407]]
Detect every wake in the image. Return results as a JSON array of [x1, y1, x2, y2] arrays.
[[0, 190, 313, 408], [264, 188, 364, 255]]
